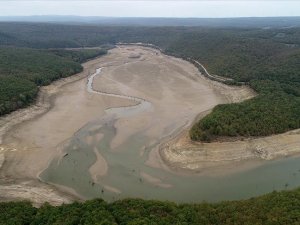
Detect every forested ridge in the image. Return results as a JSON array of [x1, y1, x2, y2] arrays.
[[168, 30, 300, 141], [0, 22, 299, 138], [1, 188, 300, 225], [0, 21, 300, 225], [0, 47, 106, 115]]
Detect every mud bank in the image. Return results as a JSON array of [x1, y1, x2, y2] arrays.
[[1, 45, 299, 204]]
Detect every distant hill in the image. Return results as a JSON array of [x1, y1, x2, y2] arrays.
[[0, 16, 300, 28]]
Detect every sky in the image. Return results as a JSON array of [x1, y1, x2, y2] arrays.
[[0, 1, 300, 18]]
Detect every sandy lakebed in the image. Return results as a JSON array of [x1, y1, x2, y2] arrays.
[[0, 45, 300, 205]]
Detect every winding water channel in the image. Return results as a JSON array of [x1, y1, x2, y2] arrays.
[[87, 68, 152, 117], [40, 63, 300, 203]]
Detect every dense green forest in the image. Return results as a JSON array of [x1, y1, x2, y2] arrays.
[[0, 22, 299, 139], [1, 22, 299, 48], [1, 188, 299, 225], [174, 31, 300, 141], [0, 47, 106, 115], [0, 21, 300, 225]]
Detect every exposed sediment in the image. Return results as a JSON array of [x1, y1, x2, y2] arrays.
[[1, 45, 299, 204], [160, 128, 300, 173], [0, 47, 153, 204]]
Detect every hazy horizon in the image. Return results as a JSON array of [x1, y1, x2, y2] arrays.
[[1, 1, 300, 18], [2, 15, 300, 19]]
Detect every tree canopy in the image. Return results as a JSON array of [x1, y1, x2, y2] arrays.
[[0, 47, 106, 116], [1, 188, 300, 225]]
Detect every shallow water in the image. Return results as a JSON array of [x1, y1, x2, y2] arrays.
[[41, 117, 300, 203], [41, 68, 300, 203]]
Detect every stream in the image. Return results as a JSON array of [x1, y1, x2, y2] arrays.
[[40, 66, 300, 203]]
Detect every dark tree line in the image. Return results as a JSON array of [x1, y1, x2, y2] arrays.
[[1, 188, 300, 225]]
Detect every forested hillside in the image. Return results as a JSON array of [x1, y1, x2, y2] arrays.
[[0, 21, 300, 225], [172, 31, 300, 141], [0, 23, 179, 49], [1, 23, 299, 48], [0, 22, 299, 140], [1, 188, 299, 225], [164, 30, 300, 141], [0, 47, 106, 115]]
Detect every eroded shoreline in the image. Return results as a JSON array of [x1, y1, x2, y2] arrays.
[[0, 57, 112, 205], [0, 75, 88, 206], [1, 45, 299, 204]]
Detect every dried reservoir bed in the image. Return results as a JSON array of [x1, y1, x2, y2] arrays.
[[0, 46, 300, 205]]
